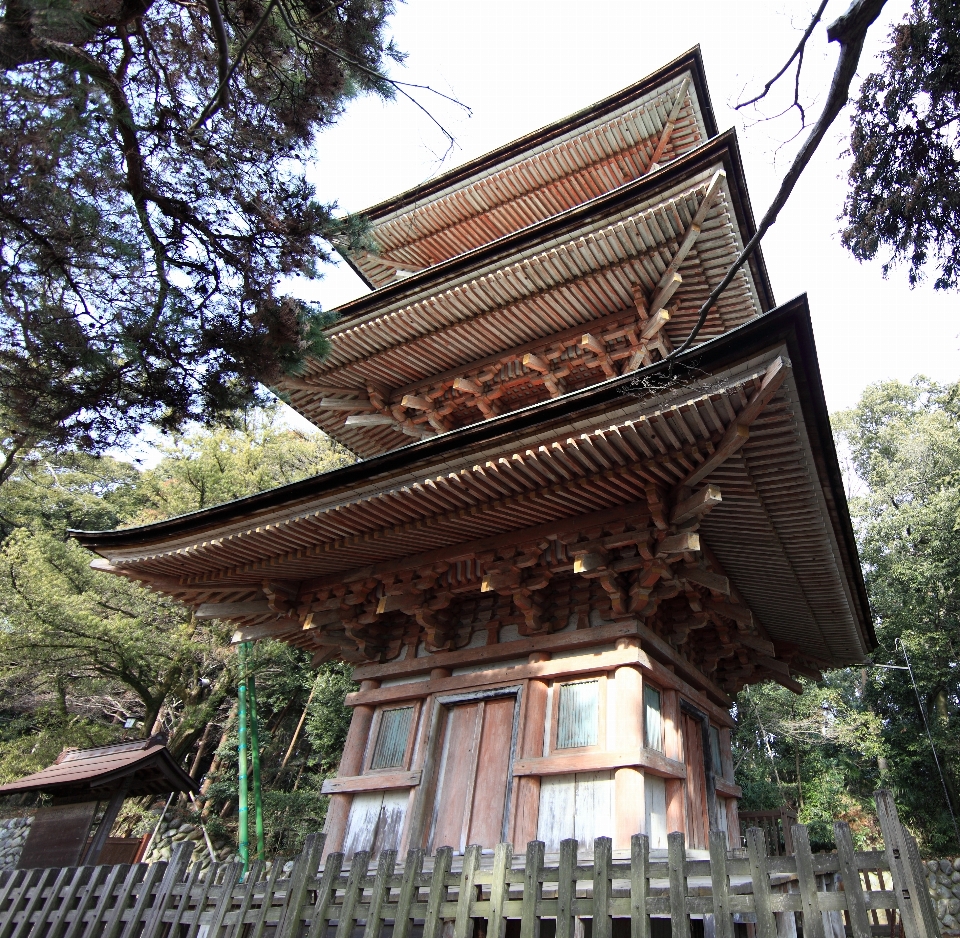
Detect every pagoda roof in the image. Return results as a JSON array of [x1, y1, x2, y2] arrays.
[[282, 131, 774, 457], [345, 48, 717, 288], [74, 298, 873, 692]]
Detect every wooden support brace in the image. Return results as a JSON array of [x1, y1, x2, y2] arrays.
[[648, 272, 682, 318], [639, 308, 670, 341], [671, 485, 722, 524], [319, 398, 376, 411], [647, 77, 690, 168], [679, 564, 730, 595], [657, 532, 700, 556], [401, 394, 434, 411], [197, 600, 272, 618], [344, 414, 399, 427]]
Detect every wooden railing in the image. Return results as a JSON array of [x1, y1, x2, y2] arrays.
[[0, 791, 942, 938], [738, 808, 799, 856]]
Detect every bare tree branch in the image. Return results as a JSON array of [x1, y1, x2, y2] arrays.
[[736, 0, 829, 112], [670, 0, 889, 359]]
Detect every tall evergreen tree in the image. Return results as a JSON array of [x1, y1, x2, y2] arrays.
[[0, 0, 400, 473]]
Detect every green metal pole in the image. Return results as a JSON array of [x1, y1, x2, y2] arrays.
[[246, 644, 266, 861], [237, 642, 250, 877]]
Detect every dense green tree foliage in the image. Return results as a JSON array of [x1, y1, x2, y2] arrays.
[[1, 383, 958, 853], [842, 0, 960, 289], [735, 379, 960, 853], [0, 410, 356, 848], [0, 0, 399, 470]]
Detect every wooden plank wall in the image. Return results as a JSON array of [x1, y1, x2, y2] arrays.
[[0, 792, 941, 938]]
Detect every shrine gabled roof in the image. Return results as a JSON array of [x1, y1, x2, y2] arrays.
[[280, 131, 774, 458], [344, 47, 717, 288], [0, 738, 198, 799], [74, 298, 872, 678]]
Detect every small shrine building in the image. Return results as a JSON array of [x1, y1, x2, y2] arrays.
[[73, 49, 873, 860]]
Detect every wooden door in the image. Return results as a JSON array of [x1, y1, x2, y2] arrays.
[[681, 713, 709, 849], [429, 695, 516, 851]]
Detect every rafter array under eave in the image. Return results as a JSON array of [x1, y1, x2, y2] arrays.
[[91, 346, 864, 674], [351, 70, 708, 286], [282, 156, 767, 458]]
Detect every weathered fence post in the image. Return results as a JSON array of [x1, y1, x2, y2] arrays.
[[708, 830, 732, 938], [365, 848, 399, 938], [875, 789, 942, 938], [556, 839, 577, 938], [277, 832, 325, 938], [454, 845, 482, 938], [43, 865, 92, 938], [745, 828, 777, 938], [0, 868, 45, 938], [141, 840, 194, 938], [790, 825, 826, 938], [306, 852, 344, 938], [62, 865, 112, 938], [520, 840, 545, 938], [335, 849, 370, 938], [630, 833, 650, 938], [424, 847, 453, 938], [593, 837, 612, 938], [488, 842, 514, 938], [667, 831, 690, 938], [207, 861, 243, 938], [392, 848, 423, 938], [105, 864, 152, 938], [833, 822, 872, 938], [227, 859, 265, 938]]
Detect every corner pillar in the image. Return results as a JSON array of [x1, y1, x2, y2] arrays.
[[612, 657, 644, 849], [322, 684, 377, 859]]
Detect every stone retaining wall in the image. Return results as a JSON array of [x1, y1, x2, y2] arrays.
[[927, 857, 960, 934], [141, 815, 235, 874], [0, 816, 33, 870]]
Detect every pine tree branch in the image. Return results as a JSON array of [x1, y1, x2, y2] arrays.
[[274, 0, 470, 124]]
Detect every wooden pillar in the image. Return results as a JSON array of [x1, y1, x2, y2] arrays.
[[725, 797, 741, 849], [84, 779, 130, 865], [662, 688, 685, 836], [322, 686, 377, 859], [511, 662, 550, 848], [613, 661, 644, 849], [719, 726, 738, 847], [719, 727, 735, 782]]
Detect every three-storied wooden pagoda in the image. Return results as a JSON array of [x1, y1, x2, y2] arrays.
[[74, 49, 873, 862]]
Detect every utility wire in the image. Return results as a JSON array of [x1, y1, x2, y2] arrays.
[[895, 637, 960, 849]]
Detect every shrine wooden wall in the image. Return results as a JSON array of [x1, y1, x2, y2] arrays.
[[321, 628, 742, 859]]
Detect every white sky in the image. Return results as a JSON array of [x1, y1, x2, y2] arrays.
[[288, 0, 959, 419]]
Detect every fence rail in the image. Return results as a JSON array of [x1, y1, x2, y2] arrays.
[[0, 791, 942, 938]]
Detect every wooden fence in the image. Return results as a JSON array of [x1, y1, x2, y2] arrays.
[[0, 791, 942, 938]]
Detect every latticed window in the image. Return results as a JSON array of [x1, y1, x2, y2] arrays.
[[644, 685, 663, 752], [370, 707, 413, 769], [556, 680, 599, 749]]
